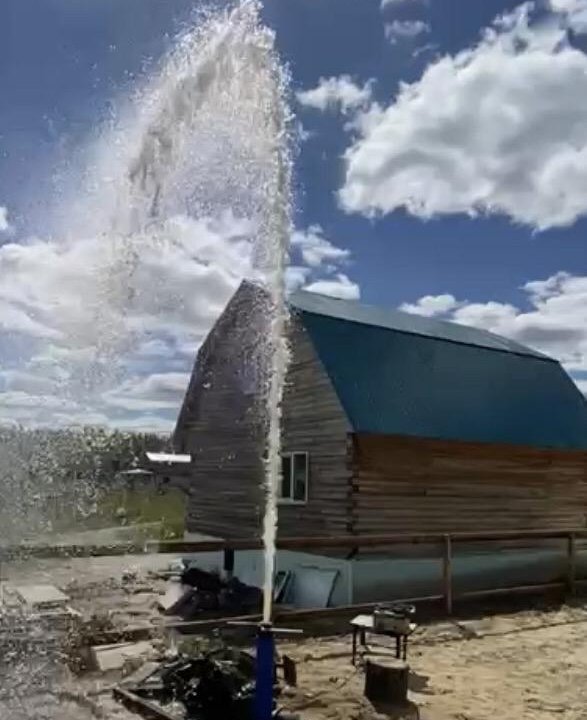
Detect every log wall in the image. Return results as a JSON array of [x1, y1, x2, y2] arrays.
[[278, 318, 352, 536], [352, 434, 587, 535], [175, 284, 352, 539], [176, 284, 266, 538]]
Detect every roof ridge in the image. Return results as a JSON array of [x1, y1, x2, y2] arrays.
[[289, 290, 551, 361]]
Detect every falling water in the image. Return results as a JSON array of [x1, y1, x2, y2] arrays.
[[109, 0, 293, 625], [84, 0, 291, 618], [0, 4, 291, 712]]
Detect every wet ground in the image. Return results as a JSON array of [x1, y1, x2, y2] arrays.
[[3, 551, 587, 719], [0, 553, 171, 720]]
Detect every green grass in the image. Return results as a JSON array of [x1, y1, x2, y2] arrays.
[[46, 488, 186, 539], [100, 488, 186, 539]]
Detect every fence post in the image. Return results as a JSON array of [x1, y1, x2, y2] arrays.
[[567, 532, 576, 596], [443, 534, 453, 615]]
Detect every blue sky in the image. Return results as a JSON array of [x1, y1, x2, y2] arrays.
[[0, 0, 586, 430]]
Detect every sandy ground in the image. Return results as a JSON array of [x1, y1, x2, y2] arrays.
[[282, 604, 587, 720]]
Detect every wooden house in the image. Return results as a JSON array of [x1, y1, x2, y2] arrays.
[[173, 281, 587, 540]]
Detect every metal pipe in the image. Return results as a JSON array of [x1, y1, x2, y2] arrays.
[[5, 526, 587, 560], [255, 623, 275, 720]]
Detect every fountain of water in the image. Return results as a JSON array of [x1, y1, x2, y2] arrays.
[[0, 1, 292, 717], [113, 0, 292, 626], [106, 3, 293, 713]]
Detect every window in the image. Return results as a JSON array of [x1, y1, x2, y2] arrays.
[[280, 452, 309, 503]]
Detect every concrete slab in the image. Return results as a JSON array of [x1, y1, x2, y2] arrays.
[[13, 584, 69, 609], [91, 641, 154, 672]]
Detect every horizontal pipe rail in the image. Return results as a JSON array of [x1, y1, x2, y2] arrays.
[[5, 528, 587, 560]]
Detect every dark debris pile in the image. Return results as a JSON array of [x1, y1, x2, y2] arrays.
[[117, 643, 298, 720]]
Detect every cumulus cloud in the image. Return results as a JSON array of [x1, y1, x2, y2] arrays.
[[0, 212, 253, 348], [550, 0, 587, 31], [341, 2, 587, 230], [289, 225, 360, 299], [400, 272, 587, 388], [304, 273, 361, 300], [384, 20, 430, 44], [0, 211, 255, 429], [0, 207, 12, 235], [291, 225, 350, 268], [297, 76, 373, 113], [400, 294, 459, 317], [286, 266, 311, 293], [103, 373, 190, 412]]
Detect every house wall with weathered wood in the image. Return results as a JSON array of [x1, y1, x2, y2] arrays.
[[174, 283, 268, 538], [278, 316, 352, 537], [174, 285, 353, 540], [351, 434, 587, 535]]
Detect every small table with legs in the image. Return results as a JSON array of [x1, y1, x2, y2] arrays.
[[350, 614, 416, 665]]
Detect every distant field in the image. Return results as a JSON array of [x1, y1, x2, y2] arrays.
[[46, 488, 186, 540]]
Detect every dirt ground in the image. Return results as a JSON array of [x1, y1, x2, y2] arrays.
[[0, 554, 171, 720], [282, 604, 587, 720], [3, 554, 587, 719]]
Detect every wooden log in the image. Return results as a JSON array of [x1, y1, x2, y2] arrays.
[[364, 659, 409, 705]]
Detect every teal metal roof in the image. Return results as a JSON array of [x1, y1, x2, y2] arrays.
[[289, 291, 587, 450]]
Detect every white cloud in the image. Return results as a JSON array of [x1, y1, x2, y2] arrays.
[[400, 273, 587, 387], [297, 76, 373, 113], [0, 391, 78, 410], [0, 370, 59, 395], [0, 212, 255, 429], [0, 207, 12, 235], [341, 2, 587, 230], [112, 414, 175, 433], [1, 212, 252, 346], [289, 225, 361, 299], [291, 225, 350, 268], [103, 373, 189, 412], [304, 273, 361, 300], [286, 265, 311, 293], [412, 42, 438, 59], [550, 0, 578, 7], [384, 20, 430, 44], [550, 0, 587, 32], [400, 293, 459, 317]]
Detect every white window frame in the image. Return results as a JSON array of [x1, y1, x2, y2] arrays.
[[279, 451, 309, 505]]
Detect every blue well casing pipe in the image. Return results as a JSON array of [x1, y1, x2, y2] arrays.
[[255, 623, 275, 720]]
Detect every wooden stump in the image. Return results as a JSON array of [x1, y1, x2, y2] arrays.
[[364, 659, 409, 705]]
